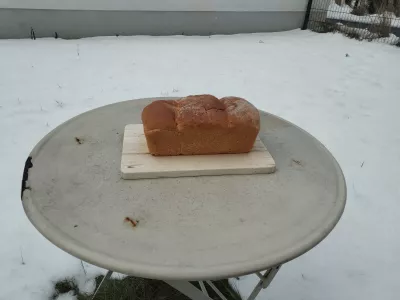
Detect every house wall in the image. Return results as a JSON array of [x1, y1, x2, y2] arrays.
[[0, 0, 310, 39]]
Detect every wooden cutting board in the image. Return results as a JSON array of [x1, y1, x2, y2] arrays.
[[121, 124, 276, 179]]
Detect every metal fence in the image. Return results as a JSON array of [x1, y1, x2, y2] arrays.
[[302, 0, 400, 45]]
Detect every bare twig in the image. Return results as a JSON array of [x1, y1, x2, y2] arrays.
[[20, 247, 25, 265], [30, 27, 36, 40], [292, 159, 303, 166], [55, 100, 64, 108], [80, 260, 87, 275]]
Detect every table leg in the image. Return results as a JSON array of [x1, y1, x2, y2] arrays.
[[199, 281, 209, 296], [247, 265, 281, 300], [90, 266, 281, 300], [165, 280, 213, 300], [91, 270, 113, 300], [166, 265, 281, 300], [205, 281, 228, 300]]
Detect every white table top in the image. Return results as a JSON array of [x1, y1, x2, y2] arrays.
[[22, 98, 346, 281]]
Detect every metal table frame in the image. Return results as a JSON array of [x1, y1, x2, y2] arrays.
[[92, 265, 281, 300]]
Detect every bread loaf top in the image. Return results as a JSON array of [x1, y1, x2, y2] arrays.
[[142, 95, 259, 133]]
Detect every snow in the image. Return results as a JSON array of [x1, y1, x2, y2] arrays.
[[54, 291, 77, 300], [1, 30, 400, 300], [328, 1, 400, 27], [336, 23, 400, 44]]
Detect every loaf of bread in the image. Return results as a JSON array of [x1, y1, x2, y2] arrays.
[[141, 95, 260, 156]]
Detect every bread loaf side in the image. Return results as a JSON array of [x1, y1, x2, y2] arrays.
[[141, 95, 260, 156]]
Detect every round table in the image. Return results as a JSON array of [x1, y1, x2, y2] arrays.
[[21, 98, 346, 300]]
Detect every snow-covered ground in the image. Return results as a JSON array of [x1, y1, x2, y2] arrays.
[[1, 30, 400, 300]]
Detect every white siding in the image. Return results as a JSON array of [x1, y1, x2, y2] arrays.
[[0, 0, 308, 12]]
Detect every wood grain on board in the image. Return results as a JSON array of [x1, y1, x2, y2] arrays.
[[121, 124, 276, 179]]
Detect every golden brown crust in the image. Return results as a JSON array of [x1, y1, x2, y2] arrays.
[[141, 95, 260, 156], [141, 100, 177, 131], [175, 95, 227, 130]]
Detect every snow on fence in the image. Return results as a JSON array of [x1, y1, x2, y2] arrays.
[[303, 0, 400, 45]]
